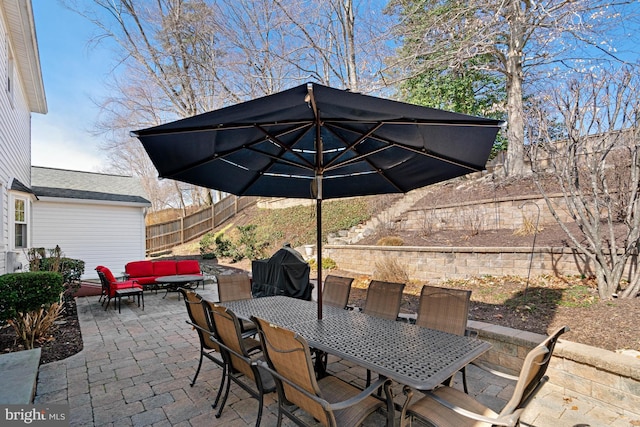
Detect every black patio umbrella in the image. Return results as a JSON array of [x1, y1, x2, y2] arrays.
[[132, 82, 503, 318]]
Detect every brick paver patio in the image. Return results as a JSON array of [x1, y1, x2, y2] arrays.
[[33, 284, 631, 426]]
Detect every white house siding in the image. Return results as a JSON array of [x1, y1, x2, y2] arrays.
[[32, 199, 147, 280], [0, 3, 38, 275]]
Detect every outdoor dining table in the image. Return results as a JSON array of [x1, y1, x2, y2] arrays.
[[220, 296, 492, 425], [156, 274, 204, 298]]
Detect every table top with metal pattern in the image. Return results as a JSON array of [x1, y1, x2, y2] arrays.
[[220, 296, 491, 390], [219, 296, 346, 326]]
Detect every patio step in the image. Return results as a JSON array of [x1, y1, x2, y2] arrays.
[[0, 348, 41, 404]]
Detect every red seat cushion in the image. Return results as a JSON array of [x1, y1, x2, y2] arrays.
[[109, 281, 142, 297], [153, 261, 177, 277], [125, 261, 154, 278], [176, 260, 201, 275], [131, 276, 157, 285]]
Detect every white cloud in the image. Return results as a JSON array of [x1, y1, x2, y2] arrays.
[[32, 114, 104, 172]]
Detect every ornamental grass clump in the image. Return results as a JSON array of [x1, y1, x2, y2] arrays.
[[372, 258, 409, 284], [0, 271, 64, 349], [376, 236, 404, 246]]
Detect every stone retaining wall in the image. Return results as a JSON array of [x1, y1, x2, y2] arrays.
[[324, 245, 637, 281], [403, 193, 570, 233], [469, 321, 640, 418]]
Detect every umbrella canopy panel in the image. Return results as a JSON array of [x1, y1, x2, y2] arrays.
[[133, 83, 502, 200]]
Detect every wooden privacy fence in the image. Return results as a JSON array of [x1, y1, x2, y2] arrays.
[[146, 195, 258, 254]]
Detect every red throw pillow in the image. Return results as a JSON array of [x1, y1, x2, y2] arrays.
[[177, 260, 200, 275]]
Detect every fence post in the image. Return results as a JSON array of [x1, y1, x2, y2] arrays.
[[235, 196, 239, 214], [180, 217, 184, 244], [211, 201, 215, 229]]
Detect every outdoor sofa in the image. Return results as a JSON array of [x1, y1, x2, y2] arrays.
[[124, 259, 202, 290]]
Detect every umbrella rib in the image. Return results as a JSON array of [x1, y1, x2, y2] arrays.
[[234, 123, 320, 195], [375, 136, 485, 172], [326, 122, 485, 172], [159, 122, 317, 179], [322, 122, 384, 170], [255, 124, 315, 170]]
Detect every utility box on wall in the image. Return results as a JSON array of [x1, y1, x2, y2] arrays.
[[5, 251, 23, 273]]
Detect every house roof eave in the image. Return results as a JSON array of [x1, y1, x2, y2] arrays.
[[3, 0, 47, 114]]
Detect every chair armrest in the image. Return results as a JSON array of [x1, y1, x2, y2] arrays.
[[254, 360, 333, 412], [329, 377, 389, 410], [469, 361, 519, 381], [254, 360, 389, 412], [425, 390, 523, 426], [186, 320, 210, 335]]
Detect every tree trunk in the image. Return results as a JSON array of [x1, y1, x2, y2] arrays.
[[504, 0, 526, 177], [342, 0, 357, 91]]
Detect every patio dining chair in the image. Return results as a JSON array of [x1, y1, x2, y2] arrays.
[[362, 280, 405, 320], [216, 273, 257, 336], [322, 275, 354, 309], [415, 285, 472, 393], [362, 280, 405, 387], [400, 326, 569, 427], [217, 273, 253, 302], [204, 301, 275, 427], [252, 316, 392, 427], [178, 288, 227, 410], [313, 275, 355, 372]]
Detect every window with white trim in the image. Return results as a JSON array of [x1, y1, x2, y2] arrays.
[[6, 36, 14, 105], [13, 196, 28, 249]]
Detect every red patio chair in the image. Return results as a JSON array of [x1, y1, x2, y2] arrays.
[[96, 266, 143, 310]]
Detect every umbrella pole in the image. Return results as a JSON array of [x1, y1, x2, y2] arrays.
[[316, 196, 323, 320]]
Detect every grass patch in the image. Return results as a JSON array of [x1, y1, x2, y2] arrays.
[[226, 198, 374, 249], [559, 285, 596, 307]]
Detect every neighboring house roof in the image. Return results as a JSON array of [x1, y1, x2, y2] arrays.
[[10, 178, 35, 195], [31, 166, 151, 206], [2, 0, 47, 113]]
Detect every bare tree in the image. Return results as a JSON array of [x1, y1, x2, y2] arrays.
[[386, 0, 638, 177], [529, 68, 640, 299], [65, 0, 393, 211]]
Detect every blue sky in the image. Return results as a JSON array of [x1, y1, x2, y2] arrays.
[[31, 0, 114, 172], [29, 1, 638, 174]]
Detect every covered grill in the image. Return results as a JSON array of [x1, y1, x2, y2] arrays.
[[251, 244, 312, 300]]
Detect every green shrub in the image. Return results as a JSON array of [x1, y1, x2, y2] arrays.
[[0, 272, 65, 348], [308, 257, 337, 271], [214, 233, 236, 258], [199, 232, 217, 259], [236, 225, 267, 260], [28, 246, 85, 297], [206, 225, 269, 263], [0, 272, 64, 321], [27, 246, 84, 317]]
